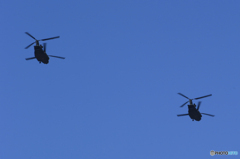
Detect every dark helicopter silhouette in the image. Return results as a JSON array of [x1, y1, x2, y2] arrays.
[[25, 32, 65, 64], [177, 93, 214, 121]]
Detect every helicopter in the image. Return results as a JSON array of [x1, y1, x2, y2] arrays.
[[177, 93, 214, 121], [24, 32, 65, 64]]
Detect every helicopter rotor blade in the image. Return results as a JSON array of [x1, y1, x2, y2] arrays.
[[201, 113, 214, 117], [25, 57, 36, 60], [194, 94, 212, 100], [49, 55, 65, 59], [197, 101, 201, 110], [25, 32, 37, 40], [41, 36, 60, 41], [25, 42, 35, 49], [180, 101, 189, 107], [177, 114, 189, 117], [178, 93, 190, 99]]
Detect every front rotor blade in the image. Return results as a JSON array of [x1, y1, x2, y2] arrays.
[[194, 94, 212, 100], [178, 93, 189, 99], [41, 36, 60, 41], [177, 114, 189, 117], [180, 101, 188, 107], [197, 101, 201, 110], [201, 113, 214, 117], [25, 32, 36, 40], [25, 42, 35, 49], [49, 55, 65, 59]]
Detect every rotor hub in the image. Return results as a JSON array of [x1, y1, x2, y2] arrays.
[[189, 99, 193, 105]]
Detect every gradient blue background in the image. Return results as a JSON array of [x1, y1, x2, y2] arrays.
[[1, 1, 239, 158]]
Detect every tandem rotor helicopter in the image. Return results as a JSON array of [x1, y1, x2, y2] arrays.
[[177, 93, 214, 121], [24, 32, 65, 64]]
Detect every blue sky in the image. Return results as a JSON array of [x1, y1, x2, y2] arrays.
[[1, 1, 239, 158]]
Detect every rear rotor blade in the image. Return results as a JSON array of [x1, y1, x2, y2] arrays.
[[197, 101, 201, 110], [25, 57, 36, 60], [49, 55, 65, 59], [178, 93, 189, 99], [177, 114, 189, 117], [194, 94, 212, 100], [25, 42, 35, 49], [25, 32, 37, 40], [180, 101, 188, 107], [201, 113, 214, 117], [41, 36, 60, 41]]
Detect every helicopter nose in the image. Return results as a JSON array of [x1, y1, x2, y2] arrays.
[[42, 59, 49, 64]]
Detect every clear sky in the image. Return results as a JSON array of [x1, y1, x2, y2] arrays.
[[1, 1, 239, 159]]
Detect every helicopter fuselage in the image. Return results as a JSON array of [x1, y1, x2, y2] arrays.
[[188, 104, 202, 121], [34, 46, 49, 64]]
